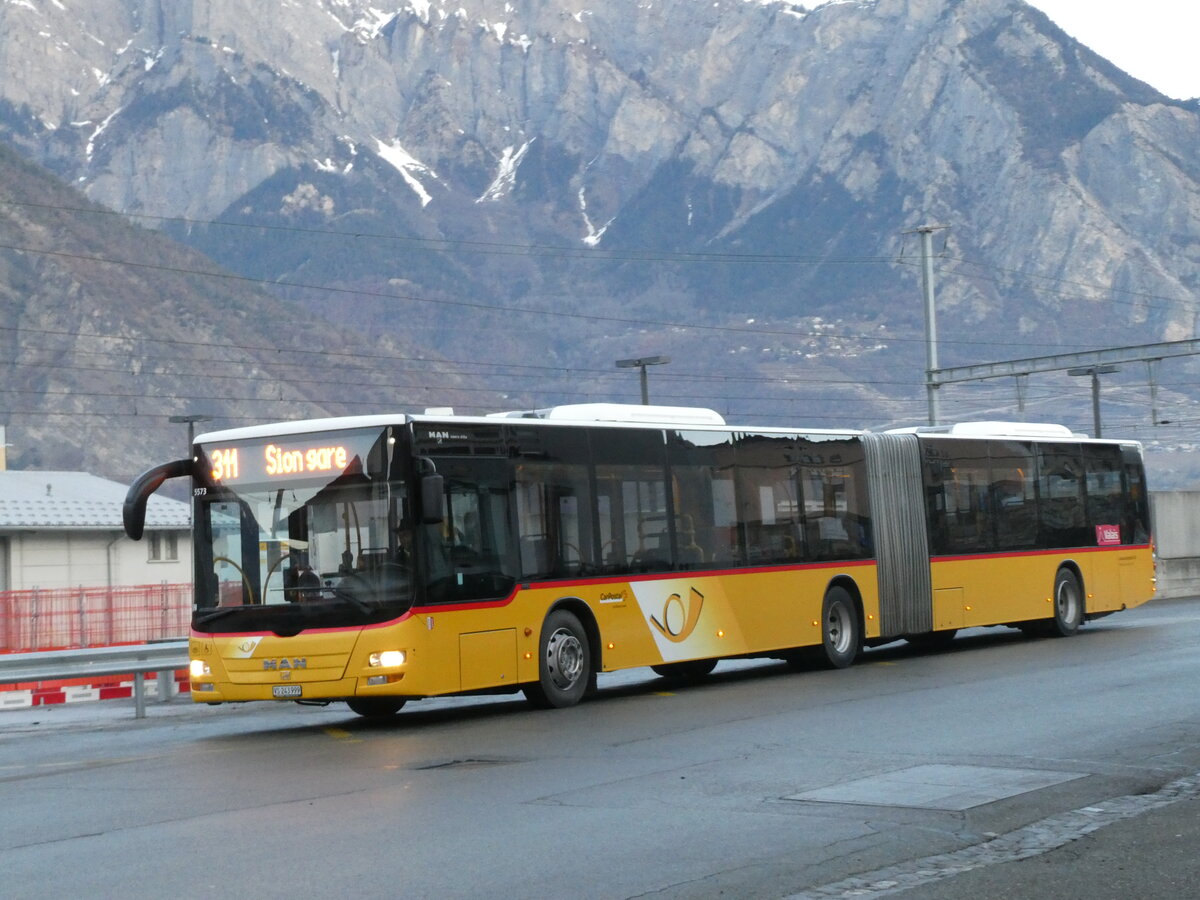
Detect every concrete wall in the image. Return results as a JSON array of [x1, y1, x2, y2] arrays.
[[1151, 491, 1200, 600], [2, 530, 191, 590]]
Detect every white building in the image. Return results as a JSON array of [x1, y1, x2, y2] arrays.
[[0, 471, 191, 590]]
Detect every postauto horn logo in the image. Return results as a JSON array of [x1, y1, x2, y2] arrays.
[[649, 587, 705, 643]]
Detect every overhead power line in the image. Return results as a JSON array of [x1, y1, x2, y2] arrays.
[[7, 199, 1190, 312], [0, 199, 895, 265], [0, 241, 1147, 353]]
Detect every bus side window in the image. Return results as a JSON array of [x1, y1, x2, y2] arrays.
[[667, 429, 737, 569], [1038, 443, 1089, 548], [920, 438, 992, 555], [1121, 445, 1150, 544], [513, 464, 593, 578], [799, 437, 870, 561], [734, 432, 802, 565], [990, 440, 1038, 551], [421, 461, 518, 603], [590, 427, 671, 573], [506, 425, 595, 580], [1083, 444, 1124, 541]]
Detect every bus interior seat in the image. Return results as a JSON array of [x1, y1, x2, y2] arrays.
[[633, 521, 670, 568], [675, 514, 706, 564]]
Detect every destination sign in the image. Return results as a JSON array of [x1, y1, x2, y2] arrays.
[[201, 429, 385, 486]]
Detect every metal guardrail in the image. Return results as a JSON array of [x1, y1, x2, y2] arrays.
[[0, 641, 189, 718]]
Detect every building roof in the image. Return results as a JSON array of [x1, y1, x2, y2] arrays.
[[0, 471, 190, 531]]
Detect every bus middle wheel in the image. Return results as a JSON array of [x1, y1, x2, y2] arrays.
[[819, 585, 861, 669]]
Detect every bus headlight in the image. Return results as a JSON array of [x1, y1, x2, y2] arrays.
[[369, 650, 406, 667], [190, 659, 211, 678]]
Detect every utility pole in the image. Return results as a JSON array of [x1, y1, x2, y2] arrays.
[[1147, 359, 1161, 425], [906, 224, 948, 426], [1068, 365, 1119, 438]]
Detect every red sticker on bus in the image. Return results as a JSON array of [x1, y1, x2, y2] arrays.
[[1096, 524, 1121, 546]]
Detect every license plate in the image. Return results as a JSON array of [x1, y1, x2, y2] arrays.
[[272, 684, 303, 698]]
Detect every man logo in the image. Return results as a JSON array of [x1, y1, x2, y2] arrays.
[[649, 587, 704, 643]]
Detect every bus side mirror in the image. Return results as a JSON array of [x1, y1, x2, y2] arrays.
[[123, 458, 195, 540], [421, 473, 445, 524]]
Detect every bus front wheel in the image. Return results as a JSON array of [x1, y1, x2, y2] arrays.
[[346, 698, 406, 718], [524, 609, 591, 709]]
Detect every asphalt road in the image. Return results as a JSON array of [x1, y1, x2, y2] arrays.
[[3, 597, 1200, 899]]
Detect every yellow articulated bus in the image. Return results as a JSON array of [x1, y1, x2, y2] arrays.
[[123, 404, 1154, 718]]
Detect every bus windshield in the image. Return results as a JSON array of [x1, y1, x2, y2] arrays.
[[193, 428, 414, 634]]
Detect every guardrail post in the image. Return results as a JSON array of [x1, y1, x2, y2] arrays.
[[157, 669, 174, 703], [133, 671, 146, 718]]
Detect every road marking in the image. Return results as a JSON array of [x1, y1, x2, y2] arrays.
[[787, 770, 1200, 898], [322, 726, 361, 743]]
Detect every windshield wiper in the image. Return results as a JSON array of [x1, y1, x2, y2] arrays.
[[195, 607, 241, 626], [328, 586, 373, 615]]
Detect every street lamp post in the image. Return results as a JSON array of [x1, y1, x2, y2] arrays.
[[170, 415, 212, 530], [1067, 365, 1119, 438], [169, 414, 213, 456], [615, 356, 670, 405]]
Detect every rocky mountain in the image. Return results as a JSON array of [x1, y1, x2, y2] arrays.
[[0, 141, 481, 483], [1, 0, 1199, 482]]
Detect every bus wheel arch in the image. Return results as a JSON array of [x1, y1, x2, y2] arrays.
[[523, 600, 596, 709]]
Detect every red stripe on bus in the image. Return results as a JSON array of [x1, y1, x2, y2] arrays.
[[931, 544, 1152, 563], [190, 558, 880, 637]]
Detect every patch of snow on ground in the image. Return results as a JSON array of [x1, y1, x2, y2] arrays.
[[375, 137, 440, 207], [578, 187, 615, 246], [477, 140, 533, 202], [86, 106, 122, 160]]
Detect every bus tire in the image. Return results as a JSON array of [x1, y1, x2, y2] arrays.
[[1049, 568, 1083, 637], [651, 659, 718, 682], [818, 585, 861, 669], [524, 609, 591, 709], [346, 698, 406, 718]]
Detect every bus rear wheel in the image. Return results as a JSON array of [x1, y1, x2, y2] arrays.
[[1049, 568, 1083, 637], [524, 609, 591, 709], [346, 698, 406, 718]]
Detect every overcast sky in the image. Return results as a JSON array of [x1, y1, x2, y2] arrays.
[[1025, 0, 1200, 99]]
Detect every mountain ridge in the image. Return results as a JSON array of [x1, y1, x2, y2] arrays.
[[1, 0, 1199, 483]]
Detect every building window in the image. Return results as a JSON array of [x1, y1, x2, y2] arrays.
[[148, 531, 179, 562]]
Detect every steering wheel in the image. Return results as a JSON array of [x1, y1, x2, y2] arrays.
[[264, 552, 323, 602]]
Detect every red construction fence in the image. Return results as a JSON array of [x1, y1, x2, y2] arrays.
[[1, 584, 192, 708], [0, 583, 191, 653]]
